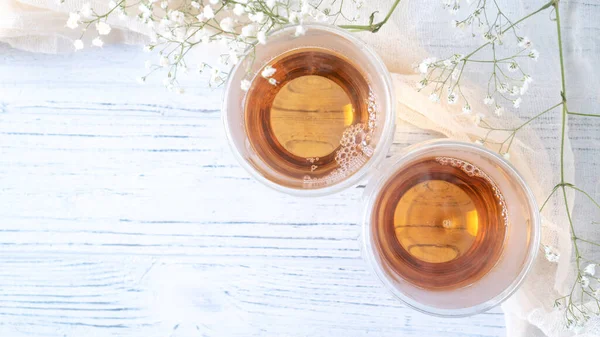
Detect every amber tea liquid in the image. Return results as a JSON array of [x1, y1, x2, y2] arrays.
[[372, 157, 508, 290], [244, 48, 377, 189]]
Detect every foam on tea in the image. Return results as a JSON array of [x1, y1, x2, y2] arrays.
[[244, 48, 377, 189]]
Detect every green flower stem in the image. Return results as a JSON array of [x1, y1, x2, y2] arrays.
[[555, 0, 568, 184], [568, 112, 600, 118], [577, 237, 600, 248], [568, 185, 600, 209], [338, 0, 402, 32], [553, 0, 584, 280]]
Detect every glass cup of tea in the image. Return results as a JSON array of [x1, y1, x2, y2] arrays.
[[361, 140, 540, 316], [222, 24, 395, 196]]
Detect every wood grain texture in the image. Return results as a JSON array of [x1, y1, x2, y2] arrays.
[[0, 43, 507, 337]]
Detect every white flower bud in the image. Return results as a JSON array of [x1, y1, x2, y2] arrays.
[[96, 22, 111, 35], [73, 39, 84, 50], [241, 79, 251, 91], [92, 37, 104, 47]]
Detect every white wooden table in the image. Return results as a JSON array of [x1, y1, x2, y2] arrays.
[[0, 42, 506, 337]]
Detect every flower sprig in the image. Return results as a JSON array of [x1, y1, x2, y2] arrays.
[[63, 0, 374, 91], [425, 0, 600, 331], [417, 0, 547, 119]]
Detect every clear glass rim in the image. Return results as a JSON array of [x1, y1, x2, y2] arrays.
[[221, 23, 396, 197], [361, 139, 541, 317]]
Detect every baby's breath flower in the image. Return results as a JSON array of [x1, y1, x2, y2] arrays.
[[483, 32, 496, 42], [175, 87, 185, 94], [80, 3, 92, 18], [520, 81, 530, 95], [510, 86, 520, 96], [503, 152, 510, 160], [584, 264, 596, 276], [494, 105, 504, 116], [257, 31, 267, 45], [73, 39, 84, 50], [159, 56, 169, 67], [261, 65, 276, 78], [518, 36, 532, 48], [71, 0, 376, 89], [197, 63, 206, 73], [203, 5, 215, 19], [524, 74, 533, 83], [473, 113, 484, 125], [139, 3, 152, 19], [544, 245, 560, 262], [194, 28, 206, 41], [210, 67, 221, 81], [268, 78, 278, 86], [295, 25, 306, 36], [288, 11, 299, 23], [513, 97, 522, 108], [228, 51, 239, 65], [443, 59, 452, 68], [416, 79, 428, 90], [418, 57, 436, 74], [581, 276, 591, 288], [452, 53, 464, 62], [233, 4, 246, 16], [315, 11, 328, 23], [92, 36, 104, 47], [497, 31, 505, 42], [507, 61, 518, 72], [169, 10, 185, 24], [117, 7, 127, 20], [249, 11, 265, 23], [220, 17, 234, 32], [137, 76, 146, 84], [451, 20, 465, 29], [447, 92, 458, 104], [300, 2, 311, 15], [498, 83, 508, 93], [241, 24, 255, 37], [96, 22, 111, 35], [66, 12, 80, 29], [529, 49, 540, 61], [443, 0, 459, 15], [474, 139, 484, 145], [462, 103, 472, 114], [484, 95, 494, 105], [241, 79, 251, 91], [429, 93, 440, 103]]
